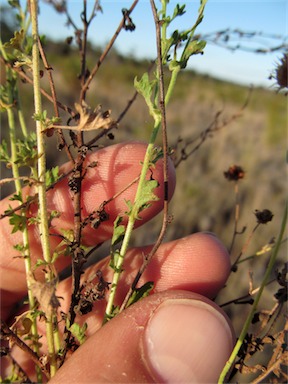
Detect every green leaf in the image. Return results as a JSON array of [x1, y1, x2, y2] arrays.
[[134, 179, 159, 217], [172, 4, 186, 19], [9, 192, 23, 203], [13, 243, 28, 253], [45, 166, 60, 188], [134, 73, 155, 101], [8, 0, 20, 9], [35, 259, 48, 268], [14, 133, 38, 168], [126, 281, 154, 307], [9, 213, 26, 233], [66, 322, 87, 345], [0, 140, 10, 162], [111, 216, 125, 246], [4, 29, 25, 51], [181, 40, 206, 68]]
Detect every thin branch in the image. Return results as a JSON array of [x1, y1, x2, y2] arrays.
[[80, 0, 139, 99], [37, 36, 74, 163], [0, 56, 74, 116], [173, 88, 252, 168], [0, 320, 50, 380]]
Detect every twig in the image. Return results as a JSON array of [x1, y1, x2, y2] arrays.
[[0, 56, 74, 116], [80, 0, 139, 99], [0, 320, 50, 380], [37, 36, 74, 163], [231, 222, 261, 271], [173, 89, 251, 168]]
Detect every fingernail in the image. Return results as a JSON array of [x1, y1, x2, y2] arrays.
[[144, 299, 234, 383]]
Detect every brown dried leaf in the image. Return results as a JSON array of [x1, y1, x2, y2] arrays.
[[55, 102, 117, 131], [28, 273, 60, 317]]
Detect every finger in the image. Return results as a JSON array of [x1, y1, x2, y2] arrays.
[[7, 233, 231, 379], [0, 142, 176, 319], [57, 232, 231, 336], [49, 291, 235, 383]]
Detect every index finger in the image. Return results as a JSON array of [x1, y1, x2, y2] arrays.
[[0, 142, 176, 320]]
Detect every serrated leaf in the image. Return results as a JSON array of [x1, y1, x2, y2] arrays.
[[9, 213, 26, 233], [126, 281, 154, 307], [111, 216, 125, 246], [134, 73, 158, 113], [124, 199, 133, 215], [45, 166, 60, 188], [9, 192, 23, 203], [14, 133, 38, 168], [0, 140, 10, 162], [66, 322, 87, 345], [135, 179, 159, 216], [4, 29, 25, 51]]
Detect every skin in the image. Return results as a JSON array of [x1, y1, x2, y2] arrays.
[[0, 142, 235, 383]]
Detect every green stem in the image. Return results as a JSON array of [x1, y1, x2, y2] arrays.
[[105, 0, 182, 321], [30, 0, 58, 376], [16, 85, 28, 137], [2, 38, 42, 380], [218, 202, 287, 383], [104, 127, 160, 321], [165, 65, 180, 105]]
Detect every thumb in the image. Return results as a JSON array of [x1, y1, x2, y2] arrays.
[[49, 291, 235, 383]]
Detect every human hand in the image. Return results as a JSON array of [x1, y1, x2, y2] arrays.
[[0, 142, 234, 383]]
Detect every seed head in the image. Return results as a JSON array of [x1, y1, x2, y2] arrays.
[[224, 165, 245, 181], [254, 209, 274, 224]]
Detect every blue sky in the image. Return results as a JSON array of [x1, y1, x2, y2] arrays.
[[2, 1, 288, 87]]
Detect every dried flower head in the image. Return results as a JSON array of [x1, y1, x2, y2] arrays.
[[224, 165, 245, 181], [270, 54, 288, 90], [254, 209, 274, 224], [276, 54, 288, 88]]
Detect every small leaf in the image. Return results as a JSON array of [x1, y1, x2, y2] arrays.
[[0, 141, 10, 162], [35, 259, 48, 268], [135, 179, 159, 216], [126, 281, 154, 307], [172, 4, 186, 18], [9, 213, 26, 233], [67, 322, 87, 345], [111, 216, 125, 246], [45, 166, 60, 188], [4, 29, 25, 51], [134, 73, 157, 110], [9, 192, 23, 203], [13, 243, 28, 253]]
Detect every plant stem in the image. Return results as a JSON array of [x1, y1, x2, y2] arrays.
[[1, 36, 42, 381], [104, 136, 160, 321], [30, 0, 58, 376], [218, 202, 287, 383]]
